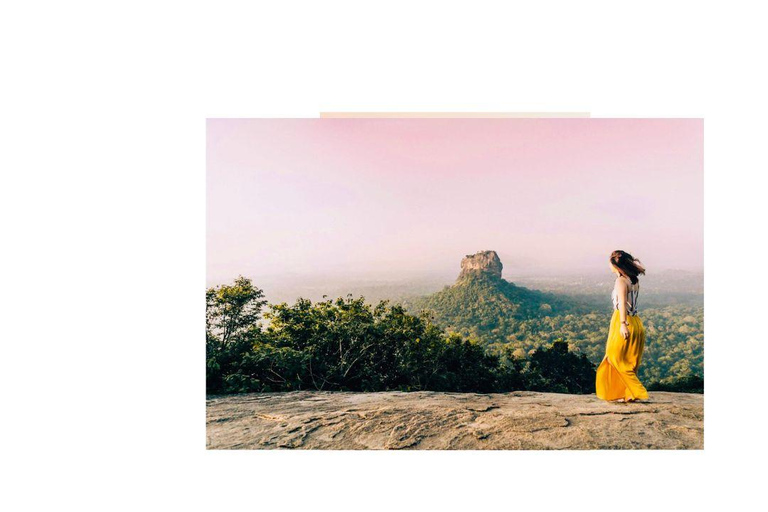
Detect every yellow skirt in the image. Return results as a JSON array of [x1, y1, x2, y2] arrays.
[[595, 310, 649, 401]]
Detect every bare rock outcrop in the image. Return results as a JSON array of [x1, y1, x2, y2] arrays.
[[206, 391, 703, 450], [458, 250, 503, 281]]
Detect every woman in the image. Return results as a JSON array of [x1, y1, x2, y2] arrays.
[[595, 250, 649, 402]]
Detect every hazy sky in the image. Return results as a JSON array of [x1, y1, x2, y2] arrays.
[[207, 119, 703, 285]]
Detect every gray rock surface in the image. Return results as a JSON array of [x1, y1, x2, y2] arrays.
[[458, 250, 503, 281], [206, 391, 703, 450]]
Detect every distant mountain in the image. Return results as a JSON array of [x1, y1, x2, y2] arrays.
[[406, 251, 579, 334]]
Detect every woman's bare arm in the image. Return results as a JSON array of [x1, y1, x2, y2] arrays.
[[616, 277, 630, 339]]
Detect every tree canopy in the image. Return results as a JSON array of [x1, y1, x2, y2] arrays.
[[206, 277, 703, 395]]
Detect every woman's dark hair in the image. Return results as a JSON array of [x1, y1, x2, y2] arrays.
[[610, 250, 646, 285]]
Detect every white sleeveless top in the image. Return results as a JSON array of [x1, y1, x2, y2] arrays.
[[612, 279, 639, 316]]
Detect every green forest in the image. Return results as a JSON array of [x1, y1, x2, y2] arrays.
[[206, 275, 703, 395], [406, 273, 703, 387]]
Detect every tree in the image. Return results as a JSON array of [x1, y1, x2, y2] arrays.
[[206, 277, 268, 394], [523, 340, 596, 394], [206, 276, 267, 344]]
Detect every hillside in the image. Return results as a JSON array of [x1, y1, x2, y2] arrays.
[[404, 250, 703, 385], [407, 251, 578, 329], [206, 390, 703, 450]]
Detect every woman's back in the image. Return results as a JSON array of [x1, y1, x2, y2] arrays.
[[611, 277, 639, 316]]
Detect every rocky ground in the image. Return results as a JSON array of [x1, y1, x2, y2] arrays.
[[206, 391, 703, 450]]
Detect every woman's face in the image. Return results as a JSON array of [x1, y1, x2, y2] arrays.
[[609, 262, 620, 275]]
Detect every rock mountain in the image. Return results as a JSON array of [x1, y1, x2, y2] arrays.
[[458, 250, 504, 281], [407, 251, 576, 334]]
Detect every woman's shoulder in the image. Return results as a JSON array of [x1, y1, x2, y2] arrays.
[[615, 275, 640, 290]]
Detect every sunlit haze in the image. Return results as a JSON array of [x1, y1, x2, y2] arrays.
[[207, 118, 702, 287]]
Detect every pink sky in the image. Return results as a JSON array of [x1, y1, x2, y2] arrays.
[[207, 119, 703, 285]]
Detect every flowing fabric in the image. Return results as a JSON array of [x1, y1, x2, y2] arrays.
[[595, 310, 649, 401]]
